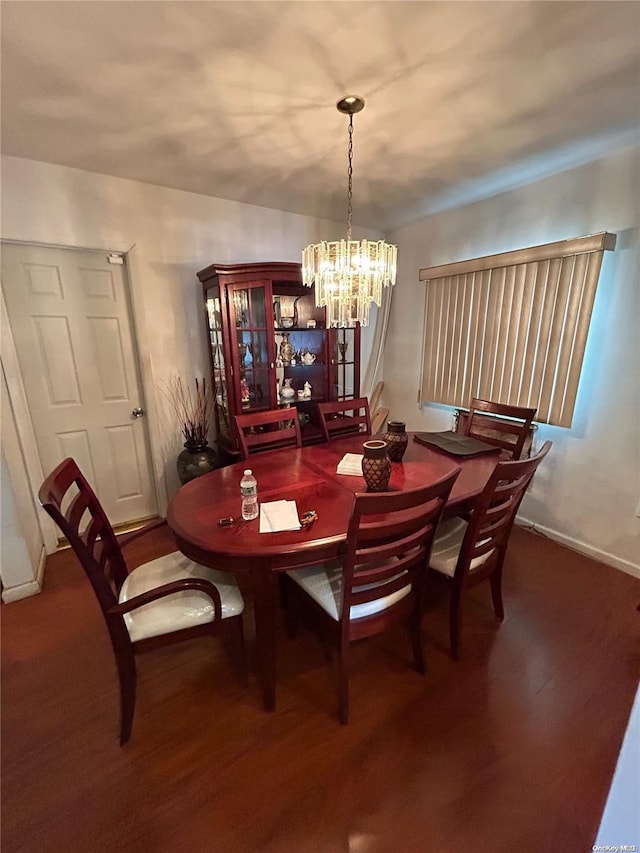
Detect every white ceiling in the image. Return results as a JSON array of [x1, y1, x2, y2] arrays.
[[2, 1, 639, 231]]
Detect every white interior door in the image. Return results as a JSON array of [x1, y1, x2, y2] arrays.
[[1, 243, 158, 527]]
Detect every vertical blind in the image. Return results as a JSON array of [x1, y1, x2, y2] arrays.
[[418, 233, 616, 427]]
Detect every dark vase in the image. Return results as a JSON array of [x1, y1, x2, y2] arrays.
[[384, 420, 408, 462], [177, 442, 218, 485], [361, 440, 391, 492]]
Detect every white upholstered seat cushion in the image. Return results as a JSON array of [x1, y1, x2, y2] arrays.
[[287, 559, 410, 622], [119, 551, 244, 643], [429, 518, 493, 578]]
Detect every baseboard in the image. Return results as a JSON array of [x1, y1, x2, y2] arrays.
[[2, 545, 46, 603], [516, 515, 640, 579]]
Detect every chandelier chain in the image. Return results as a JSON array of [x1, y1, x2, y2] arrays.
[[347, 113, 354, 241]]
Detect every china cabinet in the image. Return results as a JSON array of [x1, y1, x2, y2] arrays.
[[197, 262, 361, 459]]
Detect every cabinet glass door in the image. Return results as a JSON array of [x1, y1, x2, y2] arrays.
[[330, 326, 360, 400], [205, 284, 231, 443], [228, 281, 275, 411]]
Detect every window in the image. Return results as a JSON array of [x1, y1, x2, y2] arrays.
[[418, 232, 616, 427]]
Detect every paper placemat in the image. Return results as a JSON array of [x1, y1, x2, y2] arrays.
[[259, 500, 301, 533]]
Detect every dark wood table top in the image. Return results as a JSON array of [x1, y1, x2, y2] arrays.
[[167, 433, 500, 567]]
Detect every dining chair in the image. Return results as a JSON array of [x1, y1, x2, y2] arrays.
[[369, 380, 388, 434], [463, 398, 538, 460], [369, 380, 383, 416], [235, 408, 302, 459], [371, 406, 390, 434], [429, 441, 552, 659], [317, 397, 372, 442], [38, 458, 245, 745], [282, 468, 461, 723]]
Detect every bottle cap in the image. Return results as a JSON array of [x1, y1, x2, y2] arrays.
[[244, 469, 252, 475]]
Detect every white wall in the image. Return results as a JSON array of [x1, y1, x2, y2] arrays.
[[1, 366, 46, 600], [0, 157, 382, 571], [0, 155, 381, 529], [385, 146, 640, 574], [4, 150, 636, 579], [0, 451, 43, 600]]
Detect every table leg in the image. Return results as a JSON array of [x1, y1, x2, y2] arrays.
[[251, 564, 278, 712]]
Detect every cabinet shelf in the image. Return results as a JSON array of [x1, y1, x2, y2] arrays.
[[274, 326, 326, 332], [281, 363, 325, 369]]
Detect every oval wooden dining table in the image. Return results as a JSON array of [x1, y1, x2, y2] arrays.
[[167, 432, 500, 711]]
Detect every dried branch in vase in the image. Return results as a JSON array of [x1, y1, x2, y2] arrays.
[[161, 376, 213, 446]]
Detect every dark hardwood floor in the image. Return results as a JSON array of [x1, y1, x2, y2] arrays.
[[2, 525, 638, 852]]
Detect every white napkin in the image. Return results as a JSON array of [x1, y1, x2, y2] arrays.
[[336, 452, 364, 476], [259, 500, 301, 533]]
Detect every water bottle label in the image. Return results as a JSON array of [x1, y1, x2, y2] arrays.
[[241, 485, 256, 497]]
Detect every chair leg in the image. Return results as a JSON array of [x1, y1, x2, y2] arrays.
[[449, 587, 463, 662], [226, 615, 247, 683], [280, 577, 299, 639], [490, 568, 505, 620], [409, 609, 426, 675], [116, 651, 137, 746], [337, 645, 350, 724]]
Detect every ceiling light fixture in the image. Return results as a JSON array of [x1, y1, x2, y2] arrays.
[[302, 96, 397, 327]]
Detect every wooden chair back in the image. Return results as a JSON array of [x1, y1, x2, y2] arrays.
[[341, 468, 460, 641], [455, 440, 552, 585], [282, 467, 460, 721], [369, 381, 383, 415], [235, 409, 302, 459], [371, 407, 389, 434], [317, 397, 372, 442], [39, 458, 128, 613], [464, 398, 537, 459]]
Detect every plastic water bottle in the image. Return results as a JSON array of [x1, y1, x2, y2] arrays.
[[240, 469, 258, 520]]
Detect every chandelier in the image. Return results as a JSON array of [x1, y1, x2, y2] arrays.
[[302, 96, 397, 327]]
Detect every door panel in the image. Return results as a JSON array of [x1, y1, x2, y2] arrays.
[[2, 243, 157, 526], [89, 316, 130, 399]]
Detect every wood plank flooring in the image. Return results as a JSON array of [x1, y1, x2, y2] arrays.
[[2, 525, 638, 852]]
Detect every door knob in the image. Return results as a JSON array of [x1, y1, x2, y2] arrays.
[[132, 407, 144, 418]]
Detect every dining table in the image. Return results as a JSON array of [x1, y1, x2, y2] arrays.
[[166, 432, 501, 711]]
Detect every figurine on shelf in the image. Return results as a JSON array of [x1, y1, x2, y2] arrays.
[[280, 378, 295, 400], [240, 376, 250, 403], [303, 381, 312, 399], [279, 332, 293, 366]]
